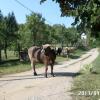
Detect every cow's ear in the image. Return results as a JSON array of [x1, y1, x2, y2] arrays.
[[41, 49, 45, 53], [41, 48, 49, 56]]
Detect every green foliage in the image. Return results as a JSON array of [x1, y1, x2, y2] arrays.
[[53, 24, 65, 44], [64, 27, 80, 45], [0, 10, 18, 60], [3, 12, 18, 43], [26, 13, 48, 45], [0, 10, 81, 62], [82, 64, 93, 73], [0, 11, 4, 46], [17, 13, 80, 50], [40, 0, 100, 38], [92, 52, 100, 74], [89, 37, 100, 48], [0, 11, 4, 61], [53, 25, 79, 47]]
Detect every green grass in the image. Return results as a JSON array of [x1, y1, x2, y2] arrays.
[[1, 50, 18, 60], [68, 49, 87, 59], [72, 52, 100, 100], [73, 49, 87, 57], [0, 61, 30, 76], [0, 60, 45, 76], [0, 49, 87, 77], [55, 56, 69, 62]]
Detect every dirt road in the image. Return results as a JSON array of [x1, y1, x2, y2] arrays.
[[0, 48, 99, 100]]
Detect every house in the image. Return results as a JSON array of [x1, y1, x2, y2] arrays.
[[81, 33, 87, 40]]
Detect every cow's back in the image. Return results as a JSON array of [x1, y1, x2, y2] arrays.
[[28, 46, 56, 64], [28, 46, 40, 61]]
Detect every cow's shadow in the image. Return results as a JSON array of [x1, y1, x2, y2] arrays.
[[68, 54, 80, 59], [54, 72, 81, 77], [0, 72, 81, 82], [0, 74, 43, 82]]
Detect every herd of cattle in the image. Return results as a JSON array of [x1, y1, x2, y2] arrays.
[[19, 44, 76, 78], [20, 45, 76, 61]]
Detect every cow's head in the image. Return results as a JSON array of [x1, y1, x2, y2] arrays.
[[42, 44, 50, 56], [44, 47, 56, 64], [42, 44, 56, 63], [44, 46, 52, 56]]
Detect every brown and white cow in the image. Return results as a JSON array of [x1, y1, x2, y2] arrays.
[[28, 44, 56, 78]]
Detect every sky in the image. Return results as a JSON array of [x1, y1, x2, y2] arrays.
[[0, 0, 75, 27]]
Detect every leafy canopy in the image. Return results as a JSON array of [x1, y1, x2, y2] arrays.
[[40, 0, 100, 36]]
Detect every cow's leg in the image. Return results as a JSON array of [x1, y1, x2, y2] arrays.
[[31, 61, 37, 76], [45, 64, 48, 78], [33, 64, 37, 76], [51, 64, 55, 77]]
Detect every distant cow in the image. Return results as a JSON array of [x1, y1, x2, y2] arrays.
[[20, 49, 28, 61], [56, 47, 62, 55], [62, 47, 76, 57], [28, 44, 56, 78]]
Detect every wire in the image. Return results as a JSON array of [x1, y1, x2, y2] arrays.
[[14, 0, 53, 25], [14, 0, 33, 13]]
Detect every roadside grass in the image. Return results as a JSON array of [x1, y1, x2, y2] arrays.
[[55, 56, 69, 62], [1, 50, 18, 60], [69, 49, 87, 59], [0, 60, 45, 76], [71, 51, 100, 100], [0, 61, 30, 76], [73, 49, 87, 57], [0, 49, 87, 76]]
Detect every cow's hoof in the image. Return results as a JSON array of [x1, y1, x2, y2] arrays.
[[51, 73, 55, 77], [52, 75, 55, 77], [45, 74, 48, 78], [34, 72, 37, 76]]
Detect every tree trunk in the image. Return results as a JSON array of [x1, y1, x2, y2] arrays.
[[86, 29, 91, 48], [0, 49, 2, 62], [4, 40, 7, 59], [17, 43, 21, 59], [4, 47, 7, 59], [61, 41, 64, 50]]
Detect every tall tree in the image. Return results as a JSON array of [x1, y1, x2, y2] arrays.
[[26, 12, 47, 45], [3, 12, 18, 59], [0, 10, 4, 61], [64, 27, 80, 46]]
